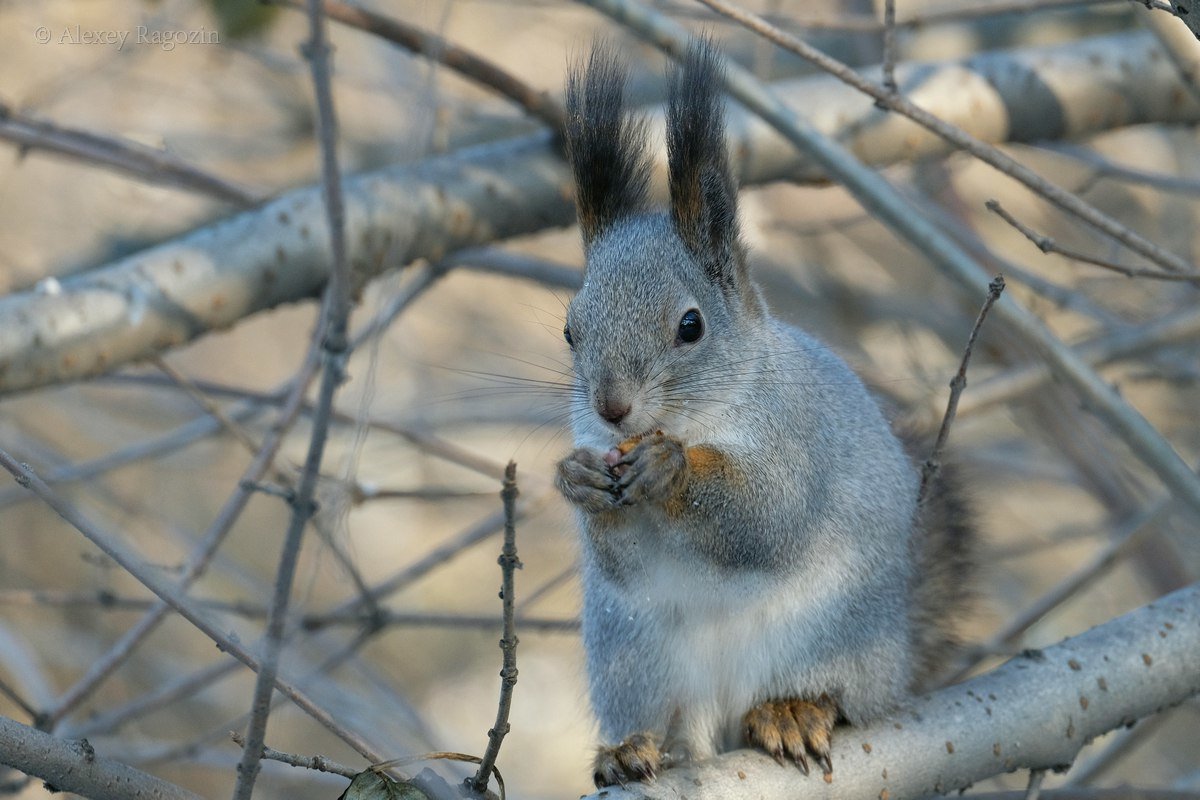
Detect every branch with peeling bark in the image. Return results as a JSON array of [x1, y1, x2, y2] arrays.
[[0, 31, 1195, 397], [581, 583, 1200, 800]]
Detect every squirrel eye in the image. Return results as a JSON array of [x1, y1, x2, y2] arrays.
[[677, 309, 703, 344], [563, 325, 574, 348]]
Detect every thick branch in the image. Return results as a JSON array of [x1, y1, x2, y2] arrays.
[[0, 714, 202, 800], [0, 31, 1195, 396], [581, 583, 1200, 800]]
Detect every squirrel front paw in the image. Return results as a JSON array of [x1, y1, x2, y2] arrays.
[[593, 732, 662, 788], [556, 447, 619, 513], [744, 695, 838, 777], [610, 432, 687, 506]]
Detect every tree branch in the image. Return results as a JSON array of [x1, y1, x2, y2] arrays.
[[0, 714, 202, 800], [0, 31, 1194, 396], [580, 583, 1200, 800]]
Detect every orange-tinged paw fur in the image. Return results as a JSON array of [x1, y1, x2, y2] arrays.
[[593, 732, 662, 788], [744, 695, 838, 776]]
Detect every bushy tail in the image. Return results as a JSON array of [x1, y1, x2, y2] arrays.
[[903, 438, 978, 690]]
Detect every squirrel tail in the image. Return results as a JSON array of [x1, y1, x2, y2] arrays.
[[905, 442, 978, 690]]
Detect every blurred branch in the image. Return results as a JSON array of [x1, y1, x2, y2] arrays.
[[1041, 143, 1200, 196], [581, 582, 1200, 800], [905, 303, 1200, 426], [693, 0, 1199, 276], [273, 0, 566, 132], [0, 102, 260, 206], [1, 31, 1195, 396], [0, 714, 202, 800], [986, 200, 1200, 283]]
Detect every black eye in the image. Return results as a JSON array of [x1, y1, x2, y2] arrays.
[[564, 325, 574, 348], [677, 309, 703, 344]]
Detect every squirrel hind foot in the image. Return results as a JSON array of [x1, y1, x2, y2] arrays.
[[743, 695, 838, 777], [593, 732, 662, 788]]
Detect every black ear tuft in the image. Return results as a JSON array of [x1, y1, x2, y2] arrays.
[[565, 45, 651, 248], [667, 39, 744, 291]]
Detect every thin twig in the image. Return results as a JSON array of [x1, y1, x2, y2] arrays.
[[151, 356, 263, 455], [918, 276, 1005, 504], [1063, 713, 1173, 786], [1026, 769, 1048, 800], [273, 0, 565, 132], [880, 0, 898, 96], [986, 199, 1200, 283], [0, 674, 38, 720], [0, 103, 260, 206], [232, 0, 354, 794], [471, 463, 521, 794], [1047, 143, 1200, 196], [228, 732, 358, 779], [691, 0, 1200, 276]]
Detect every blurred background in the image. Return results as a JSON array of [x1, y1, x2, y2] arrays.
[[0, 0, 1198, 797]]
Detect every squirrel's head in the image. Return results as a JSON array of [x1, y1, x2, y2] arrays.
[[562, 41, 766, 443]]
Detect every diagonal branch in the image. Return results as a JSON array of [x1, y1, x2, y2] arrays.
[[0, 102, 260, 206]]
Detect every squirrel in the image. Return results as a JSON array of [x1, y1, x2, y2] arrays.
[[554, 40, 974, 788]]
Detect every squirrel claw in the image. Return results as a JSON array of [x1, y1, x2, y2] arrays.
[[593, 732, 662, 788], [744, 695, 839, 779]]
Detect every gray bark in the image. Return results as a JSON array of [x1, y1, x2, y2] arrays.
[[0, 713, 203, 800]]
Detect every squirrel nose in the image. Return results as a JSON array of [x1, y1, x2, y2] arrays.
[[598, 399, 631, 425]]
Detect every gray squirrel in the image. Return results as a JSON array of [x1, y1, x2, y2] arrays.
[[554, 40, 974, 788]]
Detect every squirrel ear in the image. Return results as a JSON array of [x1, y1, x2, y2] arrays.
[[667, 40, 744, 292], [565, 45, 651, 249]]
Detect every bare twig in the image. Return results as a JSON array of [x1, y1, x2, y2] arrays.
[[151, 356, 263, 455], [471, 463, 521, 794], [0, 676, 37, 721], [919, 275, 1005, 504], [880, 0, 898, 96], [273, 0, 565, 132], [228, 731, 358, 779], [1043, 143, 1200, 196], [233, 0, 355, 795], [1062, 714, 1173, 786], [0, 102, 260, 206], [691, 0, 1200, 277], [986, 200, 1200, 283], [1026, 769, 1048, 800]]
